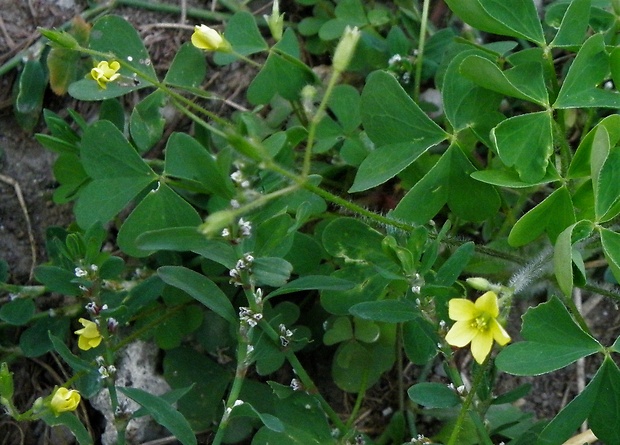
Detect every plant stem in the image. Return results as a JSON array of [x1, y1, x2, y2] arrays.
[[447, 360, 491, 445], [115, 0, 232, 21], [302, 68, 341, 177], [345, 371, 368, 429], [413, 0, 431, 102]]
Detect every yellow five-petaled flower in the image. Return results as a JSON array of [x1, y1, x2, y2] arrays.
[[49, 387, 80, 416], [445, 291, 511, 364], [191, 24, 231, 52], [74, 318, 103, 351], [90, 60, 121, 89]]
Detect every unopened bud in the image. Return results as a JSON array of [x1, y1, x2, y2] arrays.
[[264, 0, 284, 42], [0, 363, 14, 400], [200, 210, 236, 238], [333, 26, 361, 73], [38, 28, 80, 49], [466, 277, 492, 291]]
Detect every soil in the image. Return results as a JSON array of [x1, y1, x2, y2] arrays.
[[0, 1, 618, 444]]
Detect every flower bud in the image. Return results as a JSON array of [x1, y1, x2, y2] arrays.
[[0, 363, 14, 400], [199, 210, 237, 238], [264, 0, 284, 42], [466, 277, 492, 291], [38, 28, 80, 49], [191, 25, 231, 52], [333, 26, 361, 73]]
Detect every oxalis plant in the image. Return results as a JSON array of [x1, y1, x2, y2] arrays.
[[3, 0, 620, 443]]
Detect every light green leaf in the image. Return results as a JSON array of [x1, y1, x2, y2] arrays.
[[117, 183, 201, 257], [444, 0, 545, 45], [508, 186, 575, 246], [491, 111, 554, 183], [553, 220, 594, 296], [435, 242, 475, 286], [496, 297, 601, 376], [554, 34, 620, 109], [14, 59, 46, 131], [351, 70, 448, 192], [550, 0, 591, 48], [460, 55, 548, 106], [158, 266, 237, 324], [119, 387, 196, 445], [391, 143, 500, 224], [322, 218, 387, 264]]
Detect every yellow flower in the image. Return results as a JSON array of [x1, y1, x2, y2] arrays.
[[74, 318, 103, 351], [90, 60, 121, 89], [49, 387, 80, 416], [445, 291, 511, 364], [191, 24, 231, 52]]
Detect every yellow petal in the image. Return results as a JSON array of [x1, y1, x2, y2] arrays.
[[470, 329, 493, 364], [445, 321, 477, 347], [448, 298, 477, 321], [490, 319, 511, 346], [475, 291, 499, 318], [78, 335, 92, 351]]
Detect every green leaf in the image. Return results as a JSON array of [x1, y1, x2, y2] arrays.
[[322, 218, 387, 264], [49, 334, 93, 373], [228, 401, 284, 432], [444, 0, 545, 45], [569, 115, 620, 178], [536, 357, 604, 445], [435, 242, 474, 286], [40, 412, 93, 445], [0, 298, 35, 325], [130, 90, 166, 152], [403, 318, 438, 365], [496, 297, 601, 376], [136, 227, 236, 269], [246, 28, 316, 104], [266, 276, 355, 299], [596, 148, 620, 222], [554, 34, 620, 109], [158, 266, 236, 324], [408, 382, 460, 408], [491, 111, 554, 183], [164, 42, 206, 88], [14, 59, 46, 131], [69, 15, 156, 100], [321, 265, 392, 315], [508, 186, 575, 246], [253, 257, 293, 287], [19, 317, 70, 357], [214, 11, 268, 65], [553, 220, 594, 296], [34, 266, 83, 295], [119, 387, 197, 445], [349, 300, 418, 323], [588, 358, 620, 445], [117, 183, 201, 257], [351, 71, 447, 192], [164, 132, 234, 198], [550, 0, 591, 48], [472, 164, 560, 188], [391, 143, 501, 224], [163, 348, 231, 430], [75, 120, 156, 227], [323, 316, 354, 345], [600, 228, 620, 285], [460, 55, 548, 106]]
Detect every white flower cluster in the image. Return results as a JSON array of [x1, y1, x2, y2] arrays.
[[278, 323, 294, 347], [229, 252, 255, 286], [239, 307, 263, 328]]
